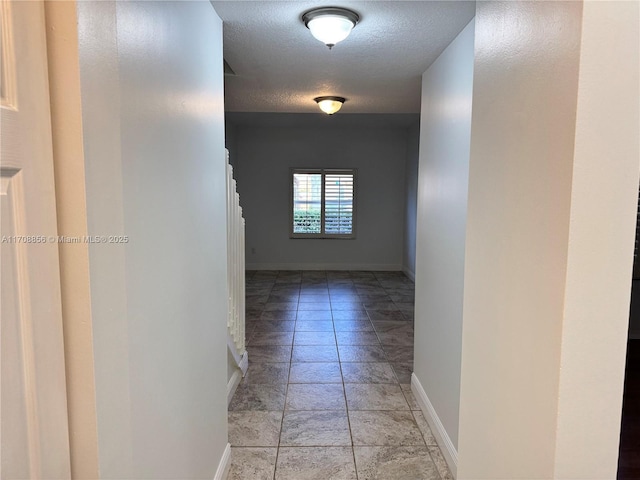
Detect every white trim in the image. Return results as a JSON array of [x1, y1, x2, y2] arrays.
[[402, 266, 415, 282], [227, 335, 246, 370], [227, 350, 247, 405], [411, 373, 458, 478], [227, 368, 242, 406], [238, 350, 249, 376], [246, 263, 403, 271], [213, 442, 232, 480]]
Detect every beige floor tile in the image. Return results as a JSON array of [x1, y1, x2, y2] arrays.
[[229, 383, 287, 411], [229, 411, 283, 446], [247, 345, 292, 363], [275, 447, 357, 480], [400, 383, 421, 410], [289, 362, 342, 383], [235, 270, 424, 479], [228, 447, 277, 480], [412, 410, 438, 445], [248, 331, 294, 346], [344, 384, 409, 410], [338, 345, 387, 362], [354, 446, 440, 480], [285, 383, 346, 410], [428, 445, 454, 480], [280, 410, 351, 446], [254, 320, 296, 332], [349, 410, 425, 446], [341, 362, 397, 384], [241, 362, 290, 385], [391, 363, 413, 383]]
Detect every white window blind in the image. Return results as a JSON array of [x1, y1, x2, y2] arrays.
[[324, 173, 354, 235], [291, 169, 356, 239]]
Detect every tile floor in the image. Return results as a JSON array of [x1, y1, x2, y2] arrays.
[[228, 270, 453, 480]]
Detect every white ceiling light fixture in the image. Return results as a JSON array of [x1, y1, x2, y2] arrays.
[[314, 96, 346, 115], [302, 7, 360, 50]]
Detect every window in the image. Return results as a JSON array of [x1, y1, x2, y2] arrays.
[[291, 168, 356, 239]]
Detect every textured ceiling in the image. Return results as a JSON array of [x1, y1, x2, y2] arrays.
[[212, 1, 476, 114]]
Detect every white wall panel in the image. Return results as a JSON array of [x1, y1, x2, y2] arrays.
[[76, 1, 228, 477]]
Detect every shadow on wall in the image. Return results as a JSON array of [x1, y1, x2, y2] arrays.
[[629, 280, 640, 339]]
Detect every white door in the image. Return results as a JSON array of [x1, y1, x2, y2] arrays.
[[1, 1, 70, 478]]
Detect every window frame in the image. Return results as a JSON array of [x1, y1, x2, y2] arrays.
[[289, 168, 357, 240]]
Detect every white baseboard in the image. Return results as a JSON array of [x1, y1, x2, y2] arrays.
[[227, 368, 242, 406], [246, 262, 403, 271], [402, 266, 415, 282], [213, 442, 231, 480], [411, 373, 458, 478], [238, 350, 249, 376]]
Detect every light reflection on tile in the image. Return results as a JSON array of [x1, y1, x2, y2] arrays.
[[294, 321, 335, 332], [292, 345, 339, 362], [333, 320, 375, 332], [294, 331, 337, 346], [335, 331, 381, 346]]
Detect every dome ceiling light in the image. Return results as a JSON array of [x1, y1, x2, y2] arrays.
[[314, 96, 346, 115], [302, 7, 360, 50]]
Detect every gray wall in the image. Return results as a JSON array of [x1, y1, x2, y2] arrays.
[[403, 122, 420, 279], [413, 19, 475, 454], [225, 118, 238, 170], [227, 113, 418, 270]]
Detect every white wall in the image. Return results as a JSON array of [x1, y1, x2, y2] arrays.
[[412, 18, 475, 466], [553, 1, 639, 477], [457, 1, 585, 478], [74, 1, 229, 478], [228, 113, 415, 271], [402, 121, 420, 280], [413, 2, 639, 478]]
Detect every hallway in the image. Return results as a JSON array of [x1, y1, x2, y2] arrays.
[[228, 270, 452, 480]]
